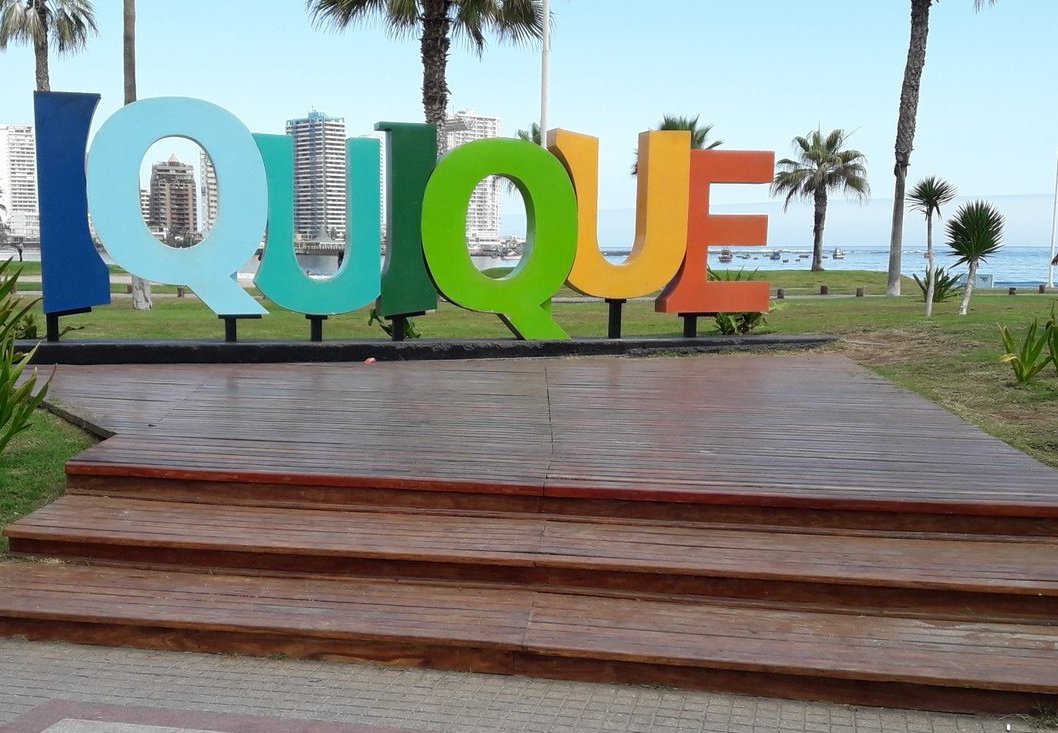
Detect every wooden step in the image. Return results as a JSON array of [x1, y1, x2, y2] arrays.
[[0, 561, 1055, 715], [64, 471, 1058, 536], [8, 496, 1058, 620]]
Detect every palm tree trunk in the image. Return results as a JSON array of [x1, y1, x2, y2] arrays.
[[420, 0, 452, 146], [123, 0, 136, 106], [33, 3, 49, 92], [924, 213, 935, 317], [887, 0, 931, 297], [958, 259, 976, 315], [124, 0, 151, 311], [811, 188, 827, 272]]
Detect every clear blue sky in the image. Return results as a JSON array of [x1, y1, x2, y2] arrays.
[[1, 1, 1056, 238]]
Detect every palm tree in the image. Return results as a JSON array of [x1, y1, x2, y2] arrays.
[[0, 0, 96, 92], [885, 0, 997, 297], [516, 122, 541, 145], [307, 0, 542, 136], [122, 0, 150, 310], [908, 175, 957, 316], [631, 115, 721, 176], [947, 200, 1003, 315], [770, 129, 869, 272], [504, 123, 541, 193]]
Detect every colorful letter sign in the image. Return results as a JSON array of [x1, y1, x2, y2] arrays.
[[87, 97, 268, 316], [422, 139, 577, 339], [255, 134, 381, 315], [656, 149, 775, 315], [32, 92, 776, 340], [33, 91, 111, 316], [550, 129, 690, 299]]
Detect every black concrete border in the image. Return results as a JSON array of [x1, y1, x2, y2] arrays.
[[19, 334, 837, 365]]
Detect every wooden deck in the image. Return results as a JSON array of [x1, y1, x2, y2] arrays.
[[4, 353, 1058, 713]]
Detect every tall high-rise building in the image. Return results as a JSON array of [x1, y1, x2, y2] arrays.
[[444, 110, 502, 242], [0, 125, 39, 239], [148, 155, 198, 239], [199, 151, 218, 236], [139, 189, 151, 221], [285, 110, 346, 240], [358, 131, 387, 244]]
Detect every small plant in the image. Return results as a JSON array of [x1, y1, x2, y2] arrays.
[[15, 311, 38, 339], [998, 317, 1053, 385], [708, 266, 759, 282], [1, 259, 51, 455], [1021, 705, 1058, 730], [1047, 302, 1058, 379], [368, 307, 421, 339], [714, 311, 767, 335], [709, 267, 768, 334], [912, 267, 962, 303]]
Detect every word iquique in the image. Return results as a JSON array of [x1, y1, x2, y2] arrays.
[[34, 92, 774, 339]]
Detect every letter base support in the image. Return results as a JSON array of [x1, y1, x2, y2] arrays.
[[606, 299, 626, 339], [46, 307, 93, 342], [219, 315, 263, 343], [306, 315, 328, 343], [679, 313, 714, 339]]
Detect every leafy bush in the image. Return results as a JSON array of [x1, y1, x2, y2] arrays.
[[368, 307, 421, 339], [15, 311, 38, 339], [1047, 303, 1058, 379], [913, 267, 962, 303], [999, 318, 1053, 385], [714, 311, 767, 335], [0, 259, 50, 455], [709, 266, 767, 334]]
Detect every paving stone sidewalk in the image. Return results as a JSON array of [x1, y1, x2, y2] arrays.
[[0, 638, 1033, 733]]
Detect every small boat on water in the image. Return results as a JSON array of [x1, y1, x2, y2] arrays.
[[832, 248, 847, 260], [770, 250, 782, 261], [718, 248, 734, 263]]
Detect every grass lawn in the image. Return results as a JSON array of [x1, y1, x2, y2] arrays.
[[0, 411, 96, 553], [2, 270, 1057, 553]]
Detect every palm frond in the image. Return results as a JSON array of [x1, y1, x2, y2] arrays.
[[307, 0, 418, 39], [908, 175, 957, 218], [770, 128, 869, 206], [0, 0, 95, 52], [946, 200, 1004, 266], [630, 113, 722, 176], [0, 1, 45, 48]]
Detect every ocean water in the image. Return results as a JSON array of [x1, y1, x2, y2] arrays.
[[602, 245, 1058, 289], [14, 244, 1050, 290]]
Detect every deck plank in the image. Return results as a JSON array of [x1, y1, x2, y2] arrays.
[[57, 356, 1058, 517], [2, 562, 1057, 697], [11, 496, 1058, 600]]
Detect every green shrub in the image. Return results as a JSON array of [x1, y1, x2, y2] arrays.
[[998, 315, 1053, 385], [368, 307, 421, 339], [0, 259, 50, 455], [913, 267, 962, 303], [1047, 303, 1058, 379], [714, 311, 767, 335], [15, 311, 38, 339], [709, 267, 767, 334]]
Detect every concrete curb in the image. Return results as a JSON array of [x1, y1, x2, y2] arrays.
[[19, 334, 837, 365]]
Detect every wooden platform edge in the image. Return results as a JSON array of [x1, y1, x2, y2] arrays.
[[0, 616, 1053, 716]]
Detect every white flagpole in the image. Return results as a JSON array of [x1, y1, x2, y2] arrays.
[[539, 0, 550, 146], [1048, 149, 1057, 289]]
